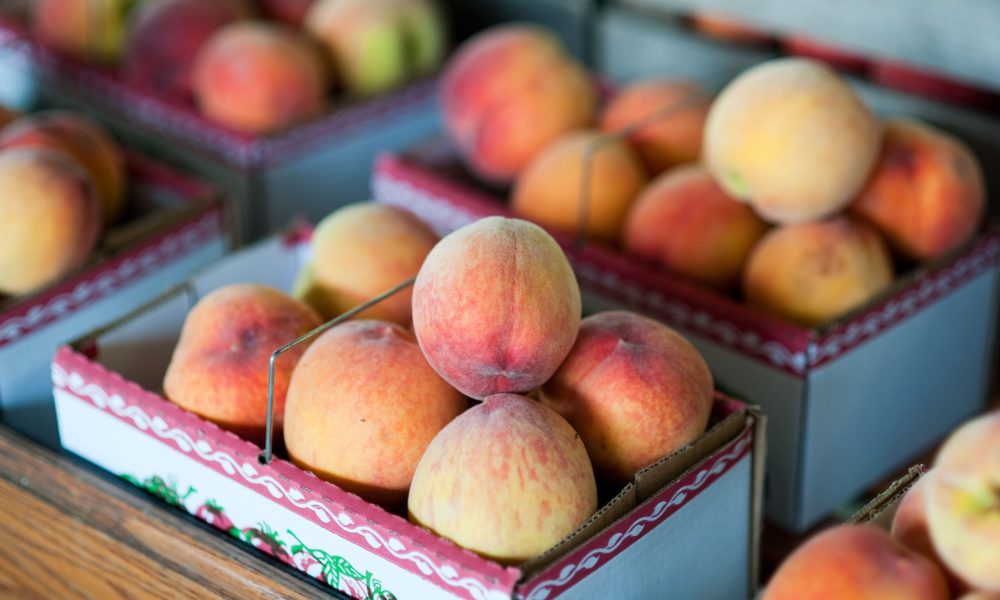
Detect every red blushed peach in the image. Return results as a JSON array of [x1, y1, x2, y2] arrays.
[[440, 24, 596, 184], [412, 217, 581, 399], [763, 524, 949, 600], [743, 217, 894, 327], [283, 320, 466, 511], [704, 58, 881, 224], [163, 284, 322, 446], [0, 148, 100, 295], [122, 0, 254, 97], [623, 163, 769, 290], [511, 130, 648, 243], [539, 311, 713, 483], [191, 22, 328, 133], [600, 80, 711, 175], [0, 111, 126, 225], [407, 393, 597, 564], [849, 119, 985, 262], [31, 0, 130, 63]]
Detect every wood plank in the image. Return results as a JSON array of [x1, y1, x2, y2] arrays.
[[0, 424, 332, 599]]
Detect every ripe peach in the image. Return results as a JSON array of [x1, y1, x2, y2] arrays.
[[763, 524, 949, 600], [122, 0, 254, 97], [284, 320, 466, 511], [163, 284, 322, 445], [0, 148, 100, 295], [600, 80, 711, 175], [539, 311, 713, 483], [743, 217, 894, 327], [412, 217, 581, 399], [191, 22, 328, 133], [440, 24, 596, 184], [31, 0, 130, 63], [926, 411, 1000, 592], [295, 203, 438, 324], [408, 393, 597, 564], [511, 131, 648, 243], [393, 0, 446, 77], [704, 58, 881, 224], [0, 111, 126, 226], [849, 119, 985, 262], [623, 164, 769, 289]]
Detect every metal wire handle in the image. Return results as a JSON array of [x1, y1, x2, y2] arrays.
[[259, 276, 417, 464]]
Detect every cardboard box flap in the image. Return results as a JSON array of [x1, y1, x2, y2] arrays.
[[850, 465, 927, 529]]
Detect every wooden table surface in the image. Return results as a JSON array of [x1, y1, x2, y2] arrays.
[[0, 424, 341, 600]]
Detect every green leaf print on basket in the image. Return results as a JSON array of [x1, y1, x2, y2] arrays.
[[121, 473, 195, 508], [288, 530, 397, 600]]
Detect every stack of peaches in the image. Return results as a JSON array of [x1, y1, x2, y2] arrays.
[[30, 0, 446, 132], [439, 25, 986, 327], [764, 409, 1000, 599], [162, 202, 716, 563], [0, 108, 126, 297]]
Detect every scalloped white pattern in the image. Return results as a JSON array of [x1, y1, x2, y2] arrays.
[[0, 211, 221, 347], [52, 363, 507, 600], [524, 434, 752, 600]]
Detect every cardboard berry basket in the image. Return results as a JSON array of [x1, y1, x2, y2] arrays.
[[52, 227, 766, 600], [0, 13, 439, 242], [371, 141, 1000, 533], [0, 151, 228, 449]]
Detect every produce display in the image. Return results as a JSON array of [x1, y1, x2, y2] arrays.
[[0, 110, 126, 296], [158, 206, 718, 564], [27, 0, 447, 133], [436, 27, 987, 328], [764, 410, 1000, 598]]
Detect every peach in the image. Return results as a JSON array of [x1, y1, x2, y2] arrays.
[[0, 148, 100, 295], [408, 393, 597, 563], [849, 119, 985, 262], [743, 217, 894, 327], [122, 0, 254, 97], [600, 80, 711, 175], [258, 0, 314, 25], [539, 311, 713, 483], [31, 0, 130, 63], [704, 58, 881, 224], [191, 22, 328, 133], [284, 320, 466, 511], [623, 164, 769, 289], [763, 524, 949, 600], [163, 284, 322, 445], [412, 217, 581, 399], [440, 24, 597, 184], [926, 411, 1000, 592], [297, 203, 438, 324], [0, 111, 126, 226], [511, 131, 648, 243]]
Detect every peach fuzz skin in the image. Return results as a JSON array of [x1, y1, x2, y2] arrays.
[[539, 311, 714, 483], [512, 130, 648, 243], [623, 163, 768, 290], [163, 284, 321, 446], [412, 216, 581, 399], [704, 58, 881, 224], [926, 412, 1000, 592], [31, 0, 129, 63], [283, 320, 466, 512], [440, 24, 596, 184], [600, 79, 712, 175], [0, 148, 100, 296], [849, 118, 985, 262], [407, 393, 597, 564], [763, 524, 949, 600], [0, 111, 126, 226], [743, 217, 894, 328], [191, 22, 328, 133], [298, 203, 438, 324]]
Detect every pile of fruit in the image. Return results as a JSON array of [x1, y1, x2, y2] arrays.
[[764, 409, 1000, 599], [439, 25, 987, 327], [0, 109, 126, 296], [162, 205, 716, 563], [29, 0, 446, 132]]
